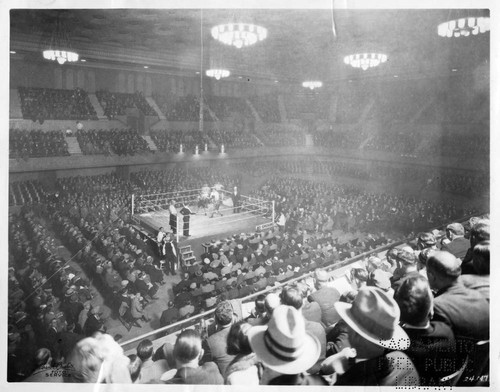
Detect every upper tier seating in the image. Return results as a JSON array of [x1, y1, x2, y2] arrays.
[[18, 87, 98, 122]]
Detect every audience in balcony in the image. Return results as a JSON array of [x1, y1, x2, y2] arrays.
[[96, 90, 156, 119], [10, 129, 69, 158], [18, 87, 97, 122], [76, 128, 149, 156], [162, 95, 213, 121]]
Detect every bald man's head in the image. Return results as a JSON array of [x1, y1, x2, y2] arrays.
[[426, 251, 461, 289]]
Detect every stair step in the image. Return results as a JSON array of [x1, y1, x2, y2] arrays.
[[182, 251, 193, 258], [88, 93, 106, 119], [183, 255, 196, 262], [180, 246, 191, 253], [146, 96, 166, 120], [142, 135, 158, 151]]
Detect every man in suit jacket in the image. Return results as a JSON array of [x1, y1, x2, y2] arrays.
[[427, 251, 489, 341], [162, 234, 179, 275], [441, 223, 469, 260], [461, 219, 489, 274], [231, 186, 241, 213], [202, 301, 236, 376], [459, 240, 490, 302], [160, 301, 180, 327], [307, 269, 341, 327], [137, 339, 170, 384], [164, 330, 223, 384], [394, 273, 458, 386]]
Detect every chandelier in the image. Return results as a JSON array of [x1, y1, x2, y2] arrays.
[[302, 81, 323, 90], [344, 53, 388, 71], [211, 23, 267, 49], [43, 50, 78, 65], [206, 69, 230, 80], [42, 17, 79, 65], [437, 16, 490, 37]]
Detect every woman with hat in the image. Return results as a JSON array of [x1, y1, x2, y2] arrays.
[[248, 305, 326, 385]]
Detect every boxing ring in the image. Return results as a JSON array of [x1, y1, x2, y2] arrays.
[[131, 188, 275, 244]]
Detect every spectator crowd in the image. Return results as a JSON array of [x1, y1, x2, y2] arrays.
[[9, 212, 490, 385], [96, 90, 156, 119], [18, 87, 97, 123], [10, 129, 69, 158]]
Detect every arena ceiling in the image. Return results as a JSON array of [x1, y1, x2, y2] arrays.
[[10, 8, 490, 83]]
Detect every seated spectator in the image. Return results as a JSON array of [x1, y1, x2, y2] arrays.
[[325, 291, 357, 357], [24, 348, 70, 382], [349, 267, 368, 290], [83, 305, 106, 337], [66, 333, 132, 383], [459, 240, 489, 301], [203, 301, 236, 376], [136, 338, 170, 383], [246, 295, 266, 326], [280, 286, 326, 372], [295, 282, 322, 323], [164, 329, 223, 384], [416, 232, 438, 251], [248, 305, 326, 385], [461, 219, 490, 274], [367, 269, 393, 295], [333, 287, 418, 386], [441, 223, 469, 259], [130, 292, 150, 327], [394, 274, 457, 385], [391, 248, 419, 291], [307, 269, 341, 327], [160, 300, 180, 327], [127, 354, 143, 383], [224, 321, 262, 385], [427, 251, 489, 341]]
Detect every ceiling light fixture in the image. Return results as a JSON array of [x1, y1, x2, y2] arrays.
[[344, 53, 387, 71], [302, 81, 323, 90], [206, 69, 230, 80], [438, 16, 489, 37], [42, 17, 79, 65], [211, 23, 267, 49]]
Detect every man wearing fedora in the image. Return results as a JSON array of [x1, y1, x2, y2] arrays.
[[248, 305, 326, 385], [332, 286, 419, 386]]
